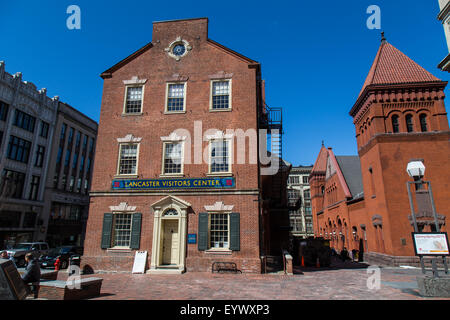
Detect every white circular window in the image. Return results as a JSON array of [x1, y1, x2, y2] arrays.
[[165, 37, 192, 61]]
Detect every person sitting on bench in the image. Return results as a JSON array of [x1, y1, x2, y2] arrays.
[[21, 253, 41, 297]]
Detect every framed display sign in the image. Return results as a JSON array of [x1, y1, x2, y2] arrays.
[[412, 232, 450, 256]]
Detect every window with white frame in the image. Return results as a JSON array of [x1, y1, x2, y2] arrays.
[[211, 80, 230, 110], [112, 213, 132, 247], [209, 213, 229, 249], [166, 83, 185, 112], [124, 86, 143, 114], [289, 175, 300, 184], [210, 140, 230, 173], [118, 144, 138, 175], [163, 142, 183, 174]]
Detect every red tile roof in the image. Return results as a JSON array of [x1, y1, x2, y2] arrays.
[[311, 145, 329, 174], [358, 41, 441, 98]]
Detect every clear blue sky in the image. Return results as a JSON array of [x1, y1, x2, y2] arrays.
[[1, 0, 448, 166]]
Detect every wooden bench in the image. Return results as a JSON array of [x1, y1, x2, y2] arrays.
[[211, 262, 242, 274], [31, 277, 103, 300]]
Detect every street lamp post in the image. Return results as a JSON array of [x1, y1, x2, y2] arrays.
[[406, 160, 449, 277]]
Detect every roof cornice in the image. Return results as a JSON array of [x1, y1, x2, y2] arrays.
[[350, 80, 448, 117]]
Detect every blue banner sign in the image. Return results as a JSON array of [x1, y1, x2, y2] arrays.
[[188, 234, 197, 244], [112, 177, 235, 190]]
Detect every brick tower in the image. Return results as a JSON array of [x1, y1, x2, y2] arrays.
[[349, 34, 450, 262]]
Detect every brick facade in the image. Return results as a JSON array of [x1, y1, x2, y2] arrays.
[[310, 38, 450, 265], [82, 18, 271, 273]]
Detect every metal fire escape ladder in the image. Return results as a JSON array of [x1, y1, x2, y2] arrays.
[[261, 103, 284, 204]]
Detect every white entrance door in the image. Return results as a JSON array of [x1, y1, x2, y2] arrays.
[[162, 220, 179, 265]]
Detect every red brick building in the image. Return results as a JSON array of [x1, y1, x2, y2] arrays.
[[310, 37, 450, 266], [82, 18, 287, 274]]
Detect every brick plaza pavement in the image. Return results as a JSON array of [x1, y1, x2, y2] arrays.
[[54, 261, 449, 300]]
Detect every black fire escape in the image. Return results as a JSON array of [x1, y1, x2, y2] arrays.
[[259, 103, 285, 204]]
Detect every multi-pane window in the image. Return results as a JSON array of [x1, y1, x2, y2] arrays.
[[0, 101, 8, 121], [68, 127, 74, 145], [112, 213, 132, 247], [392, 115, 399, 133], [34, 145, 45, 167], [13, 110, 36, 132], [23, 212, 37, 228], [40, 121, 49, 138], [209, 213, 229, 249], [60, 123, 67, 142], [83, 135, 88, 150], [1, 169, 26, 199], [211, 80, 230, 110], [56, 147, 63, 164], [28, 175, 40, 201], [7, 136, 32, 163], [118, 144, 138, 175], [405, 114, 414, 132], [163, 143, 183, 174], [303, 176, 309, 184], [289, 176, 300, 184], [167, 83, 185, 112], [89, 138, 95, 154], [76, 178, 82, 193], [75, 131, 81, 148], [125, 87, 143, 114], [72, 153, 78, 169], [288, 189, 301, 206], [419, 114, 428, 132], [64, 150, 71, 167], [210, 140, 230, 173], [304, 190, 311, 200], [69, 176, 75, 192]]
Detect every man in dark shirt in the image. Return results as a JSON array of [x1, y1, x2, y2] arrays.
[[22, 253, 41, 297]]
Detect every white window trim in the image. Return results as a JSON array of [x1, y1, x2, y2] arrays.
[[209, 79, 232, 112], [122, 85, 145, 115], [165, 82, 187, 114], [110, 211, 134, 249], [160, 141, 185, 177], [116, 143, 140, 177], [207, 139, 232, 176], [207, 211, 231, 251]]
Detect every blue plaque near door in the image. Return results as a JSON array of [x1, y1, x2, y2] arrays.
[[188, 234, 197, 244]]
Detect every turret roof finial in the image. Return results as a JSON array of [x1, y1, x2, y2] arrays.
[[381, 31, 386, 43]]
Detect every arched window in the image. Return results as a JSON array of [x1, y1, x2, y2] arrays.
[[391, 115, 399, 133], [419, 114, 428, 132], [405, 114, 414, 132]]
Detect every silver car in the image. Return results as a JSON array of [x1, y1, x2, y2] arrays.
[[7, 242, 49, 267]]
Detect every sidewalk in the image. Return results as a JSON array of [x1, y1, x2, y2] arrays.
[[51, 263, 449, 300]]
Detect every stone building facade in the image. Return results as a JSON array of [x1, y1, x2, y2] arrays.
[[0, 61, 58, 248], [310, 37, 450, 266], [82, 18, 284, 274], [438, 0, 450, 72], [287, 165, 313, 239], [0, 61, 98, 250], [42, 102, 98, 248]]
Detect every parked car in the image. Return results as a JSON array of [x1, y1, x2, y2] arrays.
[[6, 242, 49, 267], [38, 246, 83, 269]]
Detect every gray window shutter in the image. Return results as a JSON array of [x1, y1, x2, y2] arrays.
[[130, 213, 142, 249], [198, 212, 208, 251], [101, 213, 113, 249], [230, 212, 240, 251]]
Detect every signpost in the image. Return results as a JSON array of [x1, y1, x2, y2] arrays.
[[132, 251, 147, 274], [0, 259, 28, 300], [412, 233, 450, 256], [188, 234, 197, 244]]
